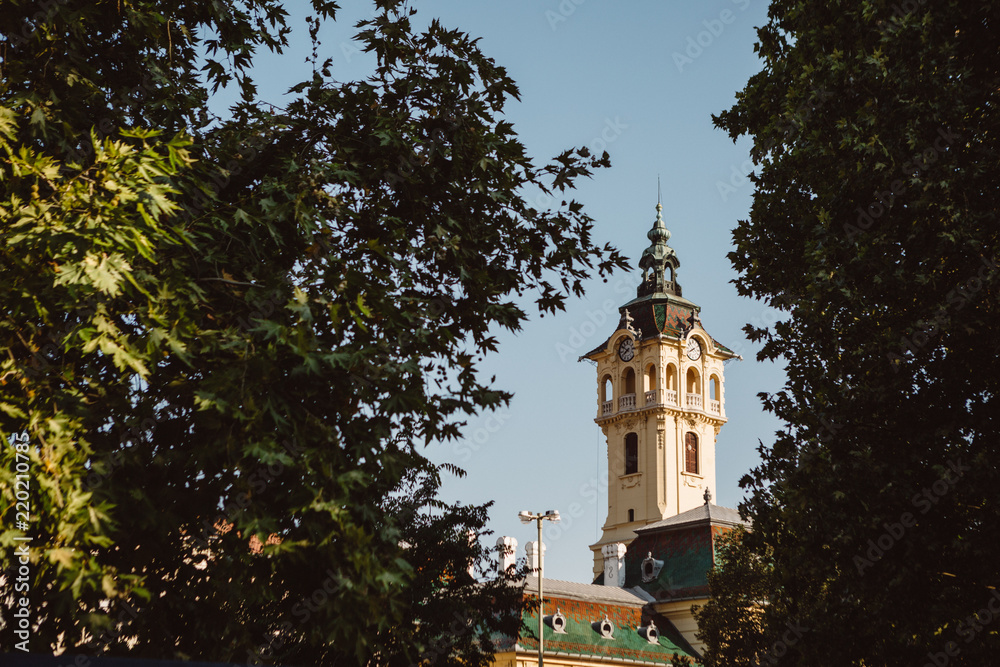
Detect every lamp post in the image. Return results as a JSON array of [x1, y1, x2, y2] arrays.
[[518, 510, 560, 667]]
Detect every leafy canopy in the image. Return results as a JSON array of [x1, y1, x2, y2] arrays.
[[701, 0, 1000, 665], [0, 1, 626, 664]]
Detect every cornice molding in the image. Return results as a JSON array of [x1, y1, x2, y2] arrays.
[[595, 405, 725, 429]]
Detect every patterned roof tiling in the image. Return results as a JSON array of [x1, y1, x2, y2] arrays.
[[581, 298, 694, 359], [635, 503, 745, 533], [624, 524, 715, 601], [624, 504, 746, 602], [581, 297, 737, 362], [517, 593, 699, 664]]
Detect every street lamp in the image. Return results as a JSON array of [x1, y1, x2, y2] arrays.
[[519, 510, 560, 667]]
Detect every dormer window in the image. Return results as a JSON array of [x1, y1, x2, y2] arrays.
[[641, 552, 664, 583], [639, 621, 660, 644], [546, 609, 567, 634], [593, 616, 615, 639]]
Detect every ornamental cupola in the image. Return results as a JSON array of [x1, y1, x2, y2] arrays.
[[638, 202, 682, 298]]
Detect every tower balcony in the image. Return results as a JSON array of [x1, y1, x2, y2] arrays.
[[595, 390, 721, 419]]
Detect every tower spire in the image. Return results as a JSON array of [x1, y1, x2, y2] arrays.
[[638, 199, 681, 298]]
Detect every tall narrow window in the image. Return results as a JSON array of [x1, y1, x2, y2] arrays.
[[685, 432, 699, 474], [625, 433, 638, 475], [628, 509, 635, 522]]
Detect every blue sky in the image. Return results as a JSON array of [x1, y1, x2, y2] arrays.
[[246, 0, 784, 583]]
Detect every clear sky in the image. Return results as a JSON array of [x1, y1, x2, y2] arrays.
[[244, 0, 785, 583]]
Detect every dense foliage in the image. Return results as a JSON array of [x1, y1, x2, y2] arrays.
[[694, 528, 778, 667], [0, 1, 625, 663], [698, 1, 1000, 665]]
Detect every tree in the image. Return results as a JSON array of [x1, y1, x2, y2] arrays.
[[694, 527, 779, 667], [706, 0, 1000, 664], [0, 1, 627, 663]]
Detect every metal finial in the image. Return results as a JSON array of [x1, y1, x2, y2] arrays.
[[703, 487, 712, 504], [657, 175, 661, 205]]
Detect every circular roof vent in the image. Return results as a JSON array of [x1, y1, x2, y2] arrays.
[[641, 551, 664, 583], [547, 609, 567, 634], [592, 616, 615, 639], [640, 621, 659, 644]]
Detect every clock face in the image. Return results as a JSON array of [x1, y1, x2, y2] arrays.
[[686, 337, 702, 361], [618, 338, 635, 362]]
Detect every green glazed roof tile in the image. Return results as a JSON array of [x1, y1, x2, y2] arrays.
[[518, 593, 698, 664]]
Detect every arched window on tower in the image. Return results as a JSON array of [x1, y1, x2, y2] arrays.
[[665, 364, 678, 405], [624, 432, 638, 475], [601, 375, 614, 416], [620, 368, 636, 410], [686, 368, 702, 409], [644, 364, 657, 405], [685, 432, 699, 474], [709, 375, 721, 414], [623, 367, 636, 393]]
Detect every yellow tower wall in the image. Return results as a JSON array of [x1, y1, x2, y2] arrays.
[[588, 327, 727, 579]]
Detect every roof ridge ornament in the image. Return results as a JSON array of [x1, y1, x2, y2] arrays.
[[623, 308, 642, 340]]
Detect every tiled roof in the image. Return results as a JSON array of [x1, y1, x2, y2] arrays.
[[581, 296, 737, 361], [522, 576, 654, 605], [515, 585, 700, 664], [624, 504, 746, 603], [635, 503, 745, 533], [624, 524, 715, 601]]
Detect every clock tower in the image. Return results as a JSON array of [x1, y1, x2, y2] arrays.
[[582, 202, 738, 578]]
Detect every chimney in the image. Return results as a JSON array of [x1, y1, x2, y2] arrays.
[[526, 540, 546, 573], [602, 542, 627, 587], [467, 529, 477, 579], [496, 536, 518, 576]]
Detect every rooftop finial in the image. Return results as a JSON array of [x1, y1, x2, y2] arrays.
[[703, 487, 712, 505], [657, 174, 661, 206]]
